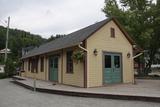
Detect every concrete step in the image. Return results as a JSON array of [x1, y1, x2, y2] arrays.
[[12, 80, 160, 103], [12, 76, 26, 80]]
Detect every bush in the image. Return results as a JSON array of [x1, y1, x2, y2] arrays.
[[72, 50, 85, 63], [4, 59, 16, 77], [0, 73, 7, 79]]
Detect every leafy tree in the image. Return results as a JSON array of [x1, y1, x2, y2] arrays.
[[0, 26, 46, 76], [47, 34, 65, 42], [4, 58, 16, 76], [0, 25, 67, 77], [102, 0, 160, 75]]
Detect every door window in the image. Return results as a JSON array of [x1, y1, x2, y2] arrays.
[[50, 59, 53, 67], [105, 55, 111, 68], [54, 58, 58, 68], [114, 56, 120, 68]]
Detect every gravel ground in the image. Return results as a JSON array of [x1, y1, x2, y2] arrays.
[[0, 78, 159, 107]]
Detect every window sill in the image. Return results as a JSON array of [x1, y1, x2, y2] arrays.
[[66, 72, 73, 74]]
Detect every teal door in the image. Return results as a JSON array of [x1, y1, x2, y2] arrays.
[[104, 53, 122, 84], [49, 56, 58, 81]]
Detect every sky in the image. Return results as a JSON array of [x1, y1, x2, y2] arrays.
[[0, 0, 106, 38]]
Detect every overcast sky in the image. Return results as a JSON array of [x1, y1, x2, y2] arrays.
[[0, 0, 106, 38]]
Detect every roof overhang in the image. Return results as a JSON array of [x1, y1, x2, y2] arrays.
[[21, 43, 80, 59], [21, 17, 139, 59]]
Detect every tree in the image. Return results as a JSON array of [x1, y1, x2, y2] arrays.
[[144, 1, 160, 74], [102, 0, 160, 75], [47, 34, 65, 42], [0, 26, 46, 76]]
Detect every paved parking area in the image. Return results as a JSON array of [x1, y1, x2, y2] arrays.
[[0, 78, 159, 107]]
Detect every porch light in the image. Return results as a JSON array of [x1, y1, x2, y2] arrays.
[[127, 52, 131, 58], [93, 49, 98, 56], [133, 45, 136, 48]]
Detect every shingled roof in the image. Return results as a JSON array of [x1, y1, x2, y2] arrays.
[[22, 17, 135, 59]]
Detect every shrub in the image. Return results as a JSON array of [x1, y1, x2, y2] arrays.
[[72, 50, 85, 63], [0, 73, 6, 79], [4, 59, 16, 77]]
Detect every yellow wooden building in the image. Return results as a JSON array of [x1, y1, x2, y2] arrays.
[[21, 17, 136, 88]]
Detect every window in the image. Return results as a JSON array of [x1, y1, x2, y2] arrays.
[[35, 58, 38, 73], [40, 57, 44, 72], [28, 59, 31, 71], [31, 59, 34, 73], [105, 55, 111, 68], [22, 61, 24, 71], [110, 27, 115, 38], [31, 58, 38, 73], [66, 51, 73, 73]]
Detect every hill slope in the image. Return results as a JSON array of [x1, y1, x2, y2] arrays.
[[0, 26, 46, 61]]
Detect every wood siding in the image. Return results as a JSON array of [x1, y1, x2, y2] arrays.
[[22, 47, 84, 87], [62, 47, 84, 87], [86, 20, 134, 87], [22, 20, 133, 88]]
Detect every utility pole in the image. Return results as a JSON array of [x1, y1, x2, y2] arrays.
[[4, 16, 10, 62]]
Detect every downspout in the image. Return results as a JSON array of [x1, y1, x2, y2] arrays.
[[78, 43, 88, 52], [78, 42, 88, 88], [132, 51, 144, 84], [132, 52, 143, 59]]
